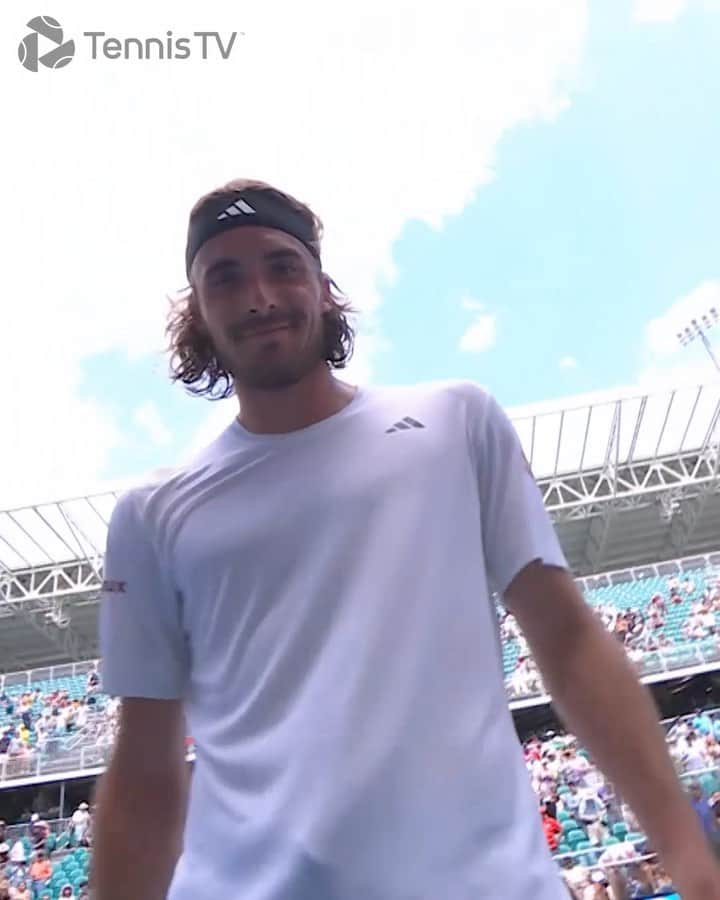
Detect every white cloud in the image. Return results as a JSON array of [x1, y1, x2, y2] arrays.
[[133, 402, 173, 447], [559, 355, 578, 369], [3, 0, 587, 507], [632, 0, 690, 22], [458, 295, 496, 353], [459, 314, 497, 353]]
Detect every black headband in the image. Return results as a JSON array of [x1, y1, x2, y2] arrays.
[[185, 189, 320, 279]]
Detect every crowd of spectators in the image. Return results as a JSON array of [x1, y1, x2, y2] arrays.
[[0, 566, 718, 898], [0, 569, 717, 783], [0, 669, 119, 782], [501, 570, 720, 698], [0, 804, 91, 899], [1, 710, 717, 898], [525, 709, 720, 897]]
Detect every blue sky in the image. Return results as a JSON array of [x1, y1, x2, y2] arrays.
[[4, 0, 720, 504], [374, 0, 720, 403]]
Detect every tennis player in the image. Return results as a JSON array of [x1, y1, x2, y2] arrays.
[[93, 179, 720, 900]]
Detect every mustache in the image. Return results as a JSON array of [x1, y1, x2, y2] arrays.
[[226, 309, 305, 341]]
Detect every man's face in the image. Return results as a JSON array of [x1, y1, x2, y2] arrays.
[[191, 226, 330, 391]]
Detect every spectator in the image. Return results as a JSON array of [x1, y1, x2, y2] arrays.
[[614, 614, 629, 644], [59, 885, 75, 900], [71, 802, 90, 846], [649, 608, 665, 631], [9, 881, 30, 900], [586, 816, 609, 847], [689, 781, 720, 852], [583, 870, 611, 899], [8, 838, 26, 870], [566, 752, 592, 789], [575, 788, 607, 849], [540, 804, 562, 853], [649, 593, 666, 614], [29, 851, 51, 894], [597, 780, 623, 827], [560, 858, 590, 899], [86, 668, 99, 694], [560, 782, 581, 817], [28, 815, 48, 853], [682, 733, 709, 773], [4, 858, 27, 890]]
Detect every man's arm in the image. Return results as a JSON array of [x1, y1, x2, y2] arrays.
[[94, 490, 192, 900], [92, 698, 189, 900], [504, 561, 720, 899]]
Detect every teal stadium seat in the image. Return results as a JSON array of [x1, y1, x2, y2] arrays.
[[501, 563, 711, 687], [700, 773, 720, 795]]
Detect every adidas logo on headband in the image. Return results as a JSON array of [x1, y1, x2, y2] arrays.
[[186, 188, 320, 277], [217, 198, 257, 220]]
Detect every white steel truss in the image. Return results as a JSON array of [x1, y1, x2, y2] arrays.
[[0, 382, 718, 608], [514, 382, 720, 521], [538, 445, 719, 521]]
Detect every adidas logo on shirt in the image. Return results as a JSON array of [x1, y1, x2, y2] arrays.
[[217, 198, 257, 220], [385, 416, 425, 434]]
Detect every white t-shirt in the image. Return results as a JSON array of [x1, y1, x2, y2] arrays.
[[99, 380, 569, 900], [72, 809, 89, 831]]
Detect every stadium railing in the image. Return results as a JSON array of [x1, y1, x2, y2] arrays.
[[0, 659, 96, 692], [507, 637, 720, 702], [0, 743, 110, 785]]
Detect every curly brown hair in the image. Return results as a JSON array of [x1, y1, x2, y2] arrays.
[[167, 178, 356, 400]]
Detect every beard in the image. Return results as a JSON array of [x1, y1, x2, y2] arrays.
[[217, 314, 327, 391]]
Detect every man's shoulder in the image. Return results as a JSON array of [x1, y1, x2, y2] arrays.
[[371, 378, 497, 418], [107, 462, 198, 544], [380, 377, 494, 401]]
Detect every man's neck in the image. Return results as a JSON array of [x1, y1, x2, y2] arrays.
[[235, 367, 357, 435]]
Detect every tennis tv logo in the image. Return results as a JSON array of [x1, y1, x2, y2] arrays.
[[18, 16, 75, 72]]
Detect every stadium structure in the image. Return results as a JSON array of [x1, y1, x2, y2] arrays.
[[1, 380, 719, 891]]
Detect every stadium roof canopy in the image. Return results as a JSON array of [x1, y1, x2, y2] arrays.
[[1, 380, 719, 669]]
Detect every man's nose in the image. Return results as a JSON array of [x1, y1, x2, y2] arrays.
[[246, 273, 276, 315]]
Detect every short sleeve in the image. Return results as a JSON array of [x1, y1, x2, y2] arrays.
[[467, 386, 568, 597], [98, 490, 189, 700]]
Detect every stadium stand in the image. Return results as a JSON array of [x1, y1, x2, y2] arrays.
[[502, 557, 720, 699], [0, 551, 717, 785], [0, 382, 718, 898], [1, 705, 718, 897]]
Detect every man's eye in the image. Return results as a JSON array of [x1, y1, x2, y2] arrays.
[[273, 261, 299, 276], [211, 270, 240, 286]]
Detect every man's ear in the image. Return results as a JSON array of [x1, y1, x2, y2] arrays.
[[319, 273, 334, 310], [189, 289, 209, 334]]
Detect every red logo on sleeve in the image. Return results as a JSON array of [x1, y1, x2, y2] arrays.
[[102, 579, 127, 594]]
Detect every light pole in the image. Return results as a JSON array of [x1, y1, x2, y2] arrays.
[[677, 307, 720, 375]]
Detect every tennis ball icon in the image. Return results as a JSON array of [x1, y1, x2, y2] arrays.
[[19, 16, 75, 71]]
